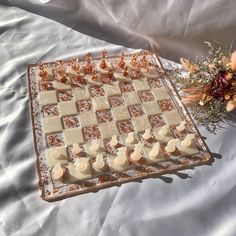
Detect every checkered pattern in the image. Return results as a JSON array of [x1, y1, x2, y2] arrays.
[[40, 73, 182, 151]]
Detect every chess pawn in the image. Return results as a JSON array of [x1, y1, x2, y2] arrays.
[[99, 59, 108, 69], [84, 53, 93, 74], [118, 53, 125, 69], [90, 139, 100, 153], [93, 154, 105, 171], [110, 135, 119, 148], [74, 158, 89, 174], [51, 162, 65, 180], [165, 138, 180, 153], [176, 121, 186, 132], [108, 69, 114, 79], [142, 129, 151, 140], [140, 54, 148, 67], [123, 66, 129, 77], [132, 66, 142, 79], [114, 147, 127, 167], [99, 50, 108, 69], [71, 57, 80, 72], [130, 54, 138, 67], [148, 142, 160, 160], [130, 142, 143, 161], [158, 125, 170, 137], [84, 61, 93, 74], [180, 134, 195, 147], [125, 132, 135, 144], [91, 69, 100, 82], [71, 144, 83, 156]]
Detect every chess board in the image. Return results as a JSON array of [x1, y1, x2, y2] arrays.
[[27, 51, 212, 201]]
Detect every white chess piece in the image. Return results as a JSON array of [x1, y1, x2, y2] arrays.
[[125, 132, 135, 144], [74, 158, 89, 174], [158, 125, 169, 137], [148, 142, 160, 160], [90, 139, 100, 152], [110, 135, 118, 147], [114, 147, 127, 167], [181, 134, 195, 147], [165, 138, 180, 153], [130, 142, 143, 161], [51, 162, 64, 180], [93, 154, 105, 170], [71, 143, 83, 155], [176, 121, 186, 132], [142, 129, 151, 140]]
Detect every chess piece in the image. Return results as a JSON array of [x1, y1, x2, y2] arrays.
[[72, 57, 80, 70], [158, 125, 170, 137], [108, 69, 114, 79], [140, 52, 148, 67], [122, 66, 129, 77], [180, 134, 195, 147], [99, 59, 108, 69], [55, 60, 68, 83], [130, 54, 138, 67], [74, 158, 89, 174], [90, 139, 100, 152], [91, 69, 101, 82], [87, 69, 102, 86], [114, 147, 127, 167], [84, 53, 93, 74], [148, 142, 160, 160], [130, 142, 143, 161], [71, 144, 83, 156], [110, 135, 119, 148], [118, 53, 126, 69], [93, 154, 105, 171], [165, 138, 180, 153], [142, 129, 151, 140], [176, 121, 186, 132], [51, 162, 65, 180], [99, 50, 108, 69], [134, 66, 142, 78], [125, 132, 135, 144]]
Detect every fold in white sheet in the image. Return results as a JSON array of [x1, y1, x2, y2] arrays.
[[0, 3, 236, 236]]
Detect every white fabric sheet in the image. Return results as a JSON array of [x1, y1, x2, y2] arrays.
[[0, 2, 236, 236]]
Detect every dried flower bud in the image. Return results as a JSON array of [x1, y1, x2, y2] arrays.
[[199, 101, 205, 106], [180, 58, 199, 73], [226, 100, 236, 112], [224, 94, 230, 100], [208, 63, 215, 70]]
